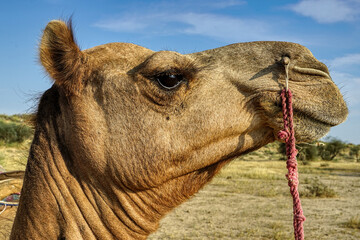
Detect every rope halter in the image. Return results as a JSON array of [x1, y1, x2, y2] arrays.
[[278, 56, 306, 240]]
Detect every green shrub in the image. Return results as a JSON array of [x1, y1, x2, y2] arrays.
[[301, 178, 336, 198], [297, 143, 319, 161], [278, 142, 319, 162], [318, 137, 346, 161], [277, 143, 286, 160], [0, 120, 33, 143], [350, 145, 360, 162]]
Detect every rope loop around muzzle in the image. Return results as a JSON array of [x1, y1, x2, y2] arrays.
[[278, 56, 306, 240]]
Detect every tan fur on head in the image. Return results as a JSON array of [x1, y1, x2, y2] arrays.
[[40, 19, 90, 95]]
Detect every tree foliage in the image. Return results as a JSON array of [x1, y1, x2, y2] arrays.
[[278, 142, 318, 162], [318, 137, 346, 161], [297, 143, 318, 162], [277, 137, 351, 162], [350, 145, 360, 162]]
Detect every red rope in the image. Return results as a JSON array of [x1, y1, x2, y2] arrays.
[[278, 89, 306, 240]]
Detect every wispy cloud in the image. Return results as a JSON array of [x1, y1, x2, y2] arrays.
[[94, 15, 152, 32], [152, 0, 246, 11], [329, 53, 360, 68], [175, 13, 269, 41], [94, 12, 299, 43], [288, 0, 360, 23], [93, 0, 306, 43], [204, 0, 246, 9]]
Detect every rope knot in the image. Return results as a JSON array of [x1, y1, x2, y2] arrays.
[[278, 130, 290, 141], [286, 172, 299, 185], [295, 213, 306, 222], [287, 158, 298, 168]]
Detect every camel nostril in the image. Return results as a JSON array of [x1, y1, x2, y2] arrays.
[[283, 56, 290, 65]]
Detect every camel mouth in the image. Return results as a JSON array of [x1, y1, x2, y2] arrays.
[[294, 107, 339, 127], [282, 95, 347, 142], [260, 92, 346, 127], [287, 101, 346, 142], [290, 111, 333, 142], [258, 88, 347, 142], [290, 87, 348, 127]]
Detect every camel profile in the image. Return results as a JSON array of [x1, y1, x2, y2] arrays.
[[9, 20, 347, 239]]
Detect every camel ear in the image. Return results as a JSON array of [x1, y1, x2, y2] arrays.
[[40, 20, 89, 95]]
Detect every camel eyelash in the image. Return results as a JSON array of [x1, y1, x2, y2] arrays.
[[143, 63, 200, 80]]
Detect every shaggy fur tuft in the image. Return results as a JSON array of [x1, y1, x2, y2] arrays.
[[39, 19, 90, 95]]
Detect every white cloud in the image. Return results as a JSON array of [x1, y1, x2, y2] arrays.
[[288, 0, 360, 23], [94, 17, 149, 32], [329, 53, 360, 68], [154, 0, 246, 11], [206, 0, 246, 8], [94, 12, 297, 43], [174, 13, 271, 42]]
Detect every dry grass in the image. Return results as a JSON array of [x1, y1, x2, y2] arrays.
[[0, 140, 30, 171], [149, 158, 360, 239], [345, 216, 360, 230]]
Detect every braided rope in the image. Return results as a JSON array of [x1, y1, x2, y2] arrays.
[[278, 57, 305, 240]]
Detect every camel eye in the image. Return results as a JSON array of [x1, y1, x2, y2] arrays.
[[156, 73, 184, 90]]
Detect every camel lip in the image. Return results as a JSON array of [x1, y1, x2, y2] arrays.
[[294, 108, 340, 127], [258, 90, 347, 127]]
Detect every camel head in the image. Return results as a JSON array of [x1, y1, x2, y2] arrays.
[[11, 20, 347, 239]]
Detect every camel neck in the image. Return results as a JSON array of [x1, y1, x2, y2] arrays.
[[10, 103, 230, 239], [10, 123, 159, 240]]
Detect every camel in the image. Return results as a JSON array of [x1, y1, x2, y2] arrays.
[[8, 20, 347, 239]]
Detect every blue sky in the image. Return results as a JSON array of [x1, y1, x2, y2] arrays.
[[1, 0, 360, 144]]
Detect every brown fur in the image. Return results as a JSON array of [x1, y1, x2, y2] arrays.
[[39, 20, 91, 95], [8, 20, 347, 239]]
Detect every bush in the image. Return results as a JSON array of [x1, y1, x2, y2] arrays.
[[350, 145, 360, 162], [277, 143, 286, 160], [0, 120, 33, 144], [301, 178, 336, 198], [318, 137, 346, 161], [297, 143, 318, 161], [278, 142, 319, 162]]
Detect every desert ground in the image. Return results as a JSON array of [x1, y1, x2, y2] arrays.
[[149, 155, 360, 239]]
